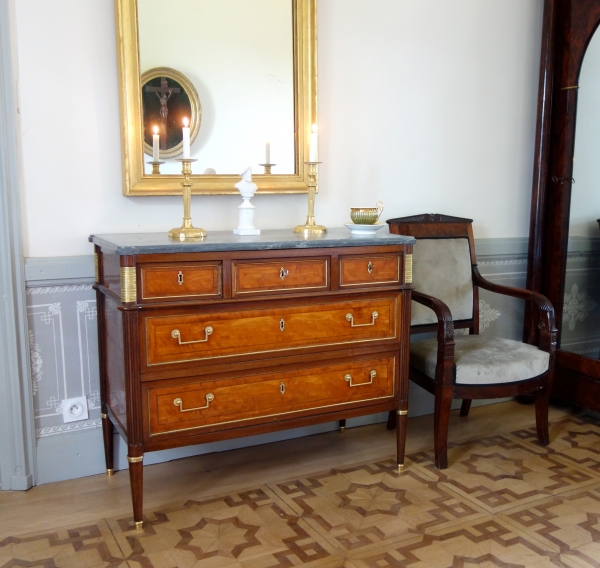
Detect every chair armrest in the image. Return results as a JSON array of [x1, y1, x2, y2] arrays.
[[413, 290, 456, 385], [472, 266, 557, 353], [413, 290, 455, 346]]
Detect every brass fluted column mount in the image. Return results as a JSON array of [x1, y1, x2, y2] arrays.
[[146, 160, 165, 174], [168, 159, 206, 240], [259, 163, 276, 175], [293, 161, 327, 235]]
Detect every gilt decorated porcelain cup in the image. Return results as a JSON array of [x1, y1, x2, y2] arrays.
[[350, 201, 384, 225]]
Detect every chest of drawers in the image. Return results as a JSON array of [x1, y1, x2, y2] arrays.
[[90, 229, 414, 529]]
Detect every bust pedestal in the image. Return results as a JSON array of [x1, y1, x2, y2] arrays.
[[233, 198, 260, 235]]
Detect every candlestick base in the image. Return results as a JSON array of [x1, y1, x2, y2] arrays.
[[168, 224, 206, 240], [293, 219, 327, 234], [259, 163, 276, 175]]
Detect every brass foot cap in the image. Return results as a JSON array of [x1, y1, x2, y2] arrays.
[[134, 521, 143, 531], [397, 464, 405, 472], [106, 468, 115, 477], [340, 427, 346, 433]]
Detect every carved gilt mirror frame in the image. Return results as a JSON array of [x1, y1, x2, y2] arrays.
[[114, 0, 317, 196]]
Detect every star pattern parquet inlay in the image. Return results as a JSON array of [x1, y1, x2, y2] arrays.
[[4, 411, 600, 567]]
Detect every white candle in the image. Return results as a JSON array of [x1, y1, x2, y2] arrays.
[[265, 141, 271, 164], [182, 117, 190, 159], [309, 123, 318, 162], [152, 125, 159, 162]]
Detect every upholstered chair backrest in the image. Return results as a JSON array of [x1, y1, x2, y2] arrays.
[[386, 214, 476, 328], [411, 237, 473, 325]]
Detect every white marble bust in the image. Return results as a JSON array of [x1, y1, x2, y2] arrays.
[[234, 167, 258, 199], [233, 167, 260, 235]]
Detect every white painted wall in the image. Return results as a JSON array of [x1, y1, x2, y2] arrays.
[[14, 0, 543, 258], [571, 26, 600, 238]]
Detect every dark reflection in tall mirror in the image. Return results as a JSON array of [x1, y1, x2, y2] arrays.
[[562, 26, 600, 357]]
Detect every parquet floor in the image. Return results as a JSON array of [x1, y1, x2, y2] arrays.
[[2, 401, 600, 567]]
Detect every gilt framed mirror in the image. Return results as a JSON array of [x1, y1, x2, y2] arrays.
[[114, 0, 317, 195]]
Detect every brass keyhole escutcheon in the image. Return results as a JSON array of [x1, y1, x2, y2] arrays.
[[367, 262, 374, 274], [280, 382, 286, 394], [177, 271, 184, 285], [280, 318, 285, 332], [280, 267, 289, 280]]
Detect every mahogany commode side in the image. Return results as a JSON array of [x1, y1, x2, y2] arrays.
[[90, 229, 415, 528]]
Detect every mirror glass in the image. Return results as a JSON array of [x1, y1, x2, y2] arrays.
[[562, 26, 600, 357], [138, 0, 296, 175]]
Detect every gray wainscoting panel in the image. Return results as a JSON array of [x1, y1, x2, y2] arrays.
[[561, 239, 600, 358], [26, 246, 532, 484], [27, 284, 101, 438]]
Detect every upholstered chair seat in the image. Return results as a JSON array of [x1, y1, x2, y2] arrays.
[[410, 335, 550, 386], [386, 214, 557, 469]]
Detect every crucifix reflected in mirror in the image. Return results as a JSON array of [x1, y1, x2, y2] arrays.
[[145, 77, 180, 150]]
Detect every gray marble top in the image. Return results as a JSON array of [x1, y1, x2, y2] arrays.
[[89, 228, 415, 255]]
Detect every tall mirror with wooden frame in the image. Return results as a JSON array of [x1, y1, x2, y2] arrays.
[[114, 0, 317, 196], [526, 0, 600, 411]]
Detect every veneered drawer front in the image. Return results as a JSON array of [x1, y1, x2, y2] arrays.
[[233, 258, 328, 296], [141, 263, 222, 301], [340, 255, 400, 287], [147, 356, 395, 435], [145, 297, 399, 366]]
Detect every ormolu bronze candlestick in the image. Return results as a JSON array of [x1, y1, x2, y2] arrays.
[[293, 162, 327, 234], [168, 159, 206, 240]]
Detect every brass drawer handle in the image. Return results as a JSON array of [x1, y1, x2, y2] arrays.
[[280, 267, 289, 280], [177, 271, 184, 285], [367, 262, 374, 274], [346, 311, 378, 327], [171, 326, 213, 345], [345, 370, 376, 387], [173, 393, 214, 412]]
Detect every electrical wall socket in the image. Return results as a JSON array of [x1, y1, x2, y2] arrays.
[[62, 396, 89, 423]]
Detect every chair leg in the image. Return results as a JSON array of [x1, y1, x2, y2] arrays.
[[386, 410, 396, 431], [535, 387, 551, 446], [459, 399, 472, 417], [434, 386, 453, 469]]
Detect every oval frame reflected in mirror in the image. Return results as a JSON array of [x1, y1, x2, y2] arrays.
[[141, 67, 201, 160]]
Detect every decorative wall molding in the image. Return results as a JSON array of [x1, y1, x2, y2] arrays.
[[27, 284, 94, 295], [0, 0, 36, 490], [25, 256, 95, 286], [478, 259, 528, 268], [473, 237, 529, 257], [36, 419, 102, 438]]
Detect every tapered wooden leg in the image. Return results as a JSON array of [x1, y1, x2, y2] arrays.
[[396, 409, 408, 471], [386, 410, 396, 430], [535, 387, 551, 446], [459, 400, 472, 417], [434, 386, 453, 469], [339, 419, 346, 433], [127, 454, 144, 530], [101, 413, 114, 476]]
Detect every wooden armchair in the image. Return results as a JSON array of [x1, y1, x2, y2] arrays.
[[386, 214, 557, 469]]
